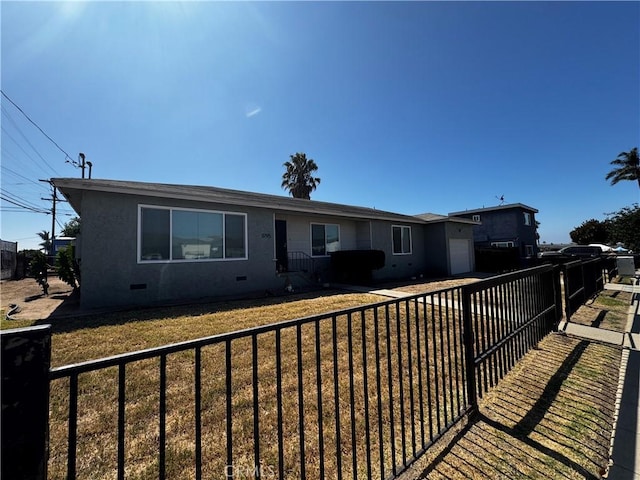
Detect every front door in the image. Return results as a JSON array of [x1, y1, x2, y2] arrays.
[[275, 220, 288, 272]]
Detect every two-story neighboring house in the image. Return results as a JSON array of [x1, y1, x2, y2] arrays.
[[448, 204, 539, 260]]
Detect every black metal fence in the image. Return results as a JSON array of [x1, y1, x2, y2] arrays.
[[562, 257, 618, 321], [3, 263, 606, 480], [462, 264, 561, 402], [48, 286, 471, 480]]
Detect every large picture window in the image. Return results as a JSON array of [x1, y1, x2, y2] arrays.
[[392, 225, 412, 255], [311, 223, 340, 256], [139, 206, 246, 262]]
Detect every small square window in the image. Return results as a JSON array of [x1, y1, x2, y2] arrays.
[[472, 214, 481, 222]]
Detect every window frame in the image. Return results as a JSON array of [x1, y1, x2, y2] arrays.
[[472, 214, 481, 222], [392, 225, 412, 255], [310, 223, 340, 257], [491, 241, 515, 248], [523, 212, 532, 226], [137, 205, 247, 263]]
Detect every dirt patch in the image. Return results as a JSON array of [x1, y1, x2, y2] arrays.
[[1, 276, 76, 323]]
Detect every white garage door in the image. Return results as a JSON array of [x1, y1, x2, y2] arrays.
[[449, 239, 471, 275]]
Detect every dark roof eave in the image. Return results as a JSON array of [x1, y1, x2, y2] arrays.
[[449, 203, 539, 215], [51, 178, 428, 224], [414, 213, 480, 225]]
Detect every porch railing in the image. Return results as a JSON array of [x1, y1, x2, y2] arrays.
[[287, 251, 316, 275]]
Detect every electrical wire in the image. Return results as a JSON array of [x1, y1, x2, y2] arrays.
[[1, 126, 58, 178], [1, 104, 60, 176], [0, 195, 49, 214], [1, 165, 49, 190], [1, 90, 74, 163], [0, 187, 48, 211], [1, 146, 55, 186]]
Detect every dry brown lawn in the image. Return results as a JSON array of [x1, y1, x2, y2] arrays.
[[46, 289, 470, 480]]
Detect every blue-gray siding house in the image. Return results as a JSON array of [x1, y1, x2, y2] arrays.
[[53, 178, 476, 309], [448, 203, 539, 260]]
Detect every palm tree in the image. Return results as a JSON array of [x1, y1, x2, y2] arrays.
[[606, 147, 639, 188], [281, 153, 321, 199], [37, 230, 51, 254]]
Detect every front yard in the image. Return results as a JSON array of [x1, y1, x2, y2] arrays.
[[2, 274, 627, 479]]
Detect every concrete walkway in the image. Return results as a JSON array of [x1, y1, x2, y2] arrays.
[[559, 281, 640, 480]]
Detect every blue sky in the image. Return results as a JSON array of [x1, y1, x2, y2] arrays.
[[2, 1, 639, 251]]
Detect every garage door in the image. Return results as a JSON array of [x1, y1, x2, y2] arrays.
[[449, 239, 471, 275]]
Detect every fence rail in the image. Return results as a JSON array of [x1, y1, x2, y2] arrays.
[[562, 257, 618, 321], [2, 262, 611, 480]]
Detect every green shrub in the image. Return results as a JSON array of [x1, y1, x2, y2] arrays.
[[55, 245, 80, 292], [29, 251, 49, 295], [330, 250, 385, 284]]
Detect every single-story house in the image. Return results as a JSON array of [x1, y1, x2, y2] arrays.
[[52, 178, 477, 309]]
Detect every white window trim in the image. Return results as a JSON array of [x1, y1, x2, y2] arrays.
[[310, 223, 340, 257], [392, 225, 412, 255], [137, 204, 248, 263], [491, 241, 515, 248], [472, 214, 481, 222], [523, 212, 532, 226]]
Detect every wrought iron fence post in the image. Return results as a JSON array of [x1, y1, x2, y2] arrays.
[[552, 265, 563, 330], [562, 264, 571, 321], [1, 325, 51, 480], [460, 285, 478, 418]]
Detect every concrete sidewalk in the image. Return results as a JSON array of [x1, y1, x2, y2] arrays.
[[559, 281, 639, 479]]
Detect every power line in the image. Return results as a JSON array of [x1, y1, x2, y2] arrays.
[[1, 89, 74, 163], [1, 165, 49, 190], [0, 188, 49, 212], [1, 104, 60, 176], [0, 195, 49, 214], [1, 126, 58, 177], [1, 146, 57, 188]]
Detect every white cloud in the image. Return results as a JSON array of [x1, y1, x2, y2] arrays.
[[245, 106, 262, 118]]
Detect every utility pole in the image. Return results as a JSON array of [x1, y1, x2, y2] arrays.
[[39, 180, 63, 257], [50, 186, 56, 255]]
